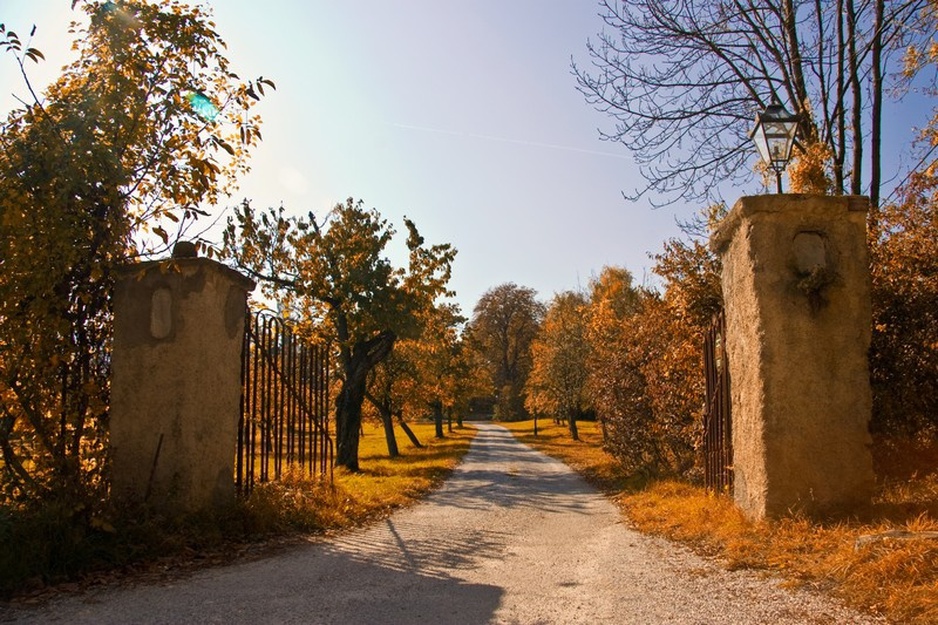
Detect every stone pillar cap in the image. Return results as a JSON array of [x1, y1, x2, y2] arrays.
[[710, 194, 869, 256]]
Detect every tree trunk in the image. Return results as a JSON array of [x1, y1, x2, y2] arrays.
[[568, 409, 579, 441], [396, 414, 423, 448], [782, 0, 809, 113], [846, 0, 863, 195], [835, 0, 847, 193], [364, 390, 399, 458], [869, 0, 884, 215], [380, 410, 399, 458], [335, 330, 396, 471], [334, 380, 365, 472], [433, 401, 445, 438]]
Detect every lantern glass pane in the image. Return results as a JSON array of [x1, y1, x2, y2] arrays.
[[753, 129, 771, 164], [751, 108, 798, 174]]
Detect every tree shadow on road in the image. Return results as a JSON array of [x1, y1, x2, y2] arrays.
[[3, 538, 504, 625], [325, 517, 512, 580]]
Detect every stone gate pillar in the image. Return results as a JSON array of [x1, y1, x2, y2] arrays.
[[711, 195, 874, 519], [110, 247, 255, 512]]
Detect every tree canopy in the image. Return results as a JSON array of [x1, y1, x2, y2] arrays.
[[583, 256, 719, 477], [525, 291, 590, 439], [223, 198, 457, 471], [466, 283, 545, 421]]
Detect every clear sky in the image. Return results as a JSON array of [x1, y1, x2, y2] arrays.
[[1, 1, 930, 315]]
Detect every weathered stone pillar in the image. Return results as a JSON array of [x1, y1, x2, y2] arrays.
[[711, 195, 874, 519], [110, 250, 255, 512]]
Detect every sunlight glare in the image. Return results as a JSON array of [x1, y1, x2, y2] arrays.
[[186, 91, 219, 122]]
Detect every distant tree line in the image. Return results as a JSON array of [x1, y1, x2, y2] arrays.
[[471, 244, 721, 479]]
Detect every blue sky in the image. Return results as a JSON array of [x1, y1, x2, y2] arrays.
[[1, 1, 931, 315]]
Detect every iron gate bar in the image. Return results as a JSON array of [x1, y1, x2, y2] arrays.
[[237, 310, 333, 497], [703, 309, 733, 494]]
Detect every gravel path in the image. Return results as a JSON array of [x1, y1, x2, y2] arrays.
[[3, 423, 884, 624]]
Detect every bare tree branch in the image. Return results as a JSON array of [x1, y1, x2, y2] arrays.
[[574, 0, 930, 206]]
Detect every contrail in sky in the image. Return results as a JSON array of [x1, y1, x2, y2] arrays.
[[391, 122, 632, 160]]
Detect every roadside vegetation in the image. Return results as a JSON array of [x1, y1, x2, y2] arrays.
[[503, 419, 938, 625], [1, 422, 474, 599]]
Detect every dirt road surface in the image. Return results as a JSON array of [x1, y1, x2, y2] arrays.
[[3, 423, 883, 624]]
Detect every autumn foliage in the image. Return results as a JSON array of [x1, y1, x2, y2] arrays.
[[0, 1, 268, 506], [581, 242, 720, 479], [516, 234, 721, 479], [869, 171, 938, 436], [525, 291, 590, 439], [467, 284, 545, 421]]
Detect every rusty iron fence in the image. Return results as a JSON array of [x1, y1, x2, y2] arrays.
[[703, 309, 733, 494], [237, 311, 333, 496]]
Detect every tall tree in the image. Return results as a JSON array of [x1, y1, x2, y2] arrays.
[[574, 0, 927, 206], [467, 283, 545, 421], [0, 1, 268, 503], [583, 267, 643, 443], [525, 291, 590, 440], [404, 304, 467, 438], [223, 199, 457, 471]]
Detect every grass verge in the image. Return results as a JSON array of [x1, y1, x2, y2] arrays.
[[1, 422, 475, 600], [501, 418, 938, 625], [247, 422, 476, 533]]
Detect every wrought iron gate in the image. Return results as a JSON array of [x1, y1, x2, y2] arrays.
[[237, 311, 333, 496], [703, 309, 733, 493]]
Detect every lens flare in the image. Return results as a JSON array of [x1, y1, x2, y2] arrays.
[[186, 92, 219, 122]]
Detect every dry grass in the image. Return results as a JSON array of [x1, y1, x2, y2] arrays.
[[245, 422, 476, 534], [502, 418, 938, 625]]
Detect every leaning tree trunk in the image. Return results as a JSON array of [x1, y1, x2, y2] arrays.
[[364, 390, 400, 458], [335, 330, 396, 471], [396, 413, 423, 448]]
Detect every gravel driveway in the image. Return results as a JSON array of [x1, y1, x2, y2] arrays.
[[4, 423, 883, 624]]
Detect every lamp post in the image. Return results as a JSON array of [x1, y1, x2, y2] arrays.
[[749, 100, 800, 193]]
